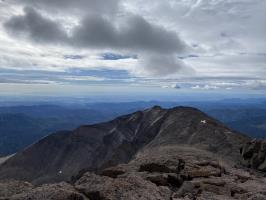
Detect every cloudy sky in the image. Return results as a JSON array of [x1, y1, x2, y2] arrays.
[[0, 0, 266, 96]]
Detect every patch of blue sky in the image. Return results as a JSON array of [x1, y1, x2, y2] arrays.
[[0, 68, 133, 85], [101, 53, 137, 60], [63, 55, 85, 60], [178, 55, 199, 59], [66, 68, 132, 79]]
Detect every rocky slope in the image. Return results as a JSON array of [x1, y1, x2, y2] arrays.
[[1, 145, 266, 200], [1, 106, 266, 200]]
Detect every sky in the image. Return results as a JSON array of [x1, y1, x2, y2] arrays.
[[0, 0, 266, 97]]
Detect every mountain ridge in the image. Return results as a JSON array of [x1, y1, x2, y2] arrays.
[[1, 106, 266, 200], [0, 106, 250, 185]]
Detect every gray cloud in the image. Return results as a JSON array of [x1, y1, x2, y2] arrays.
[[4, 7, 68, 44], [118, 15, 186, 54], [71, 14, 117, 48], [72, 15, 186, 54], [4, 7, 186, 55], [139, 54, 193, 76]]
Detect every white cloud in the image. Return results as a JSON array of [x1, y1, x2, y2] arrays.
[[191, 85, 219, 90]]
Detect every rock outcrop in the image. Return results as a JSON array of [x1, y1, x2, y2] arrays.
[[241, 139, 266, 171]]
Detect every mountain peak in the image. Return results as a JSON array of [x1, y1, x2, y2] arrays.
[[151, 105, 163, 110]]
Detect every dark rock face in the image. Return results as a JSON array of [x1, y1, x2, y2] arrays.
[[99, 166, 126, 178], [0, 106, 249, 184], [139, 162, 181, 173], [241, 139, 266, 171]]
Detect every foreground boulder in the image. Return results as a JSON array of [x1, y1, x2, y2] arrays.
[[75, 172, 172, 200]]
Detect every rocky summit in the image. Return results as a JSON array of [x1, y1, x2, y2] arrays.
[[0, 106, 266, 200]]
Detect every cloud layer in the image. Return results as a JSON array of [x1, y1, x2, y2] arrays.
[[0, 0, 265, 93]]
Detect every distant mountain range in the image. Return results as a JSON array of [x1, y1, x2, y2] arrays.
[[0, 100, 265, 156], [207, 108, 266, 138], [0, 105, 116, 156]]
